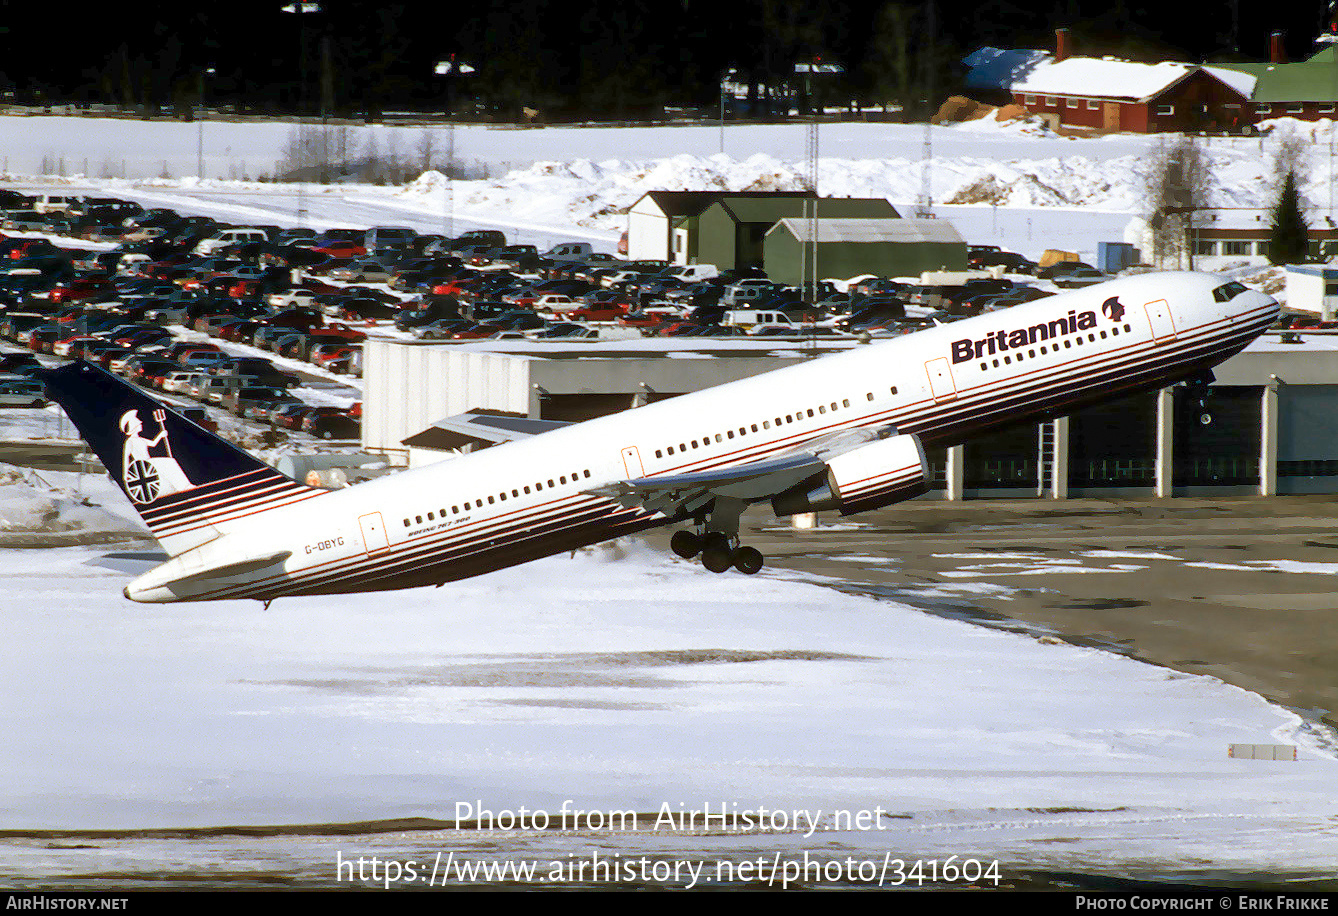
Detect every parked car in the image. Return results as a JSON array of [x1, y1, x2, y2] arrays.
[[0, 376, 47, 407], [303, 409, 361, 440]]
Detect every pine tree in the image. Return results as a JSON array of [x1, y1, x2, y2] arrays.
[[1269, 170, 1310, 265]]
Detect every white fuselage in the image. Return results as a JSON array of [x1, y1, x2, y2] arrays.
[[127, 272, 1278, 602]]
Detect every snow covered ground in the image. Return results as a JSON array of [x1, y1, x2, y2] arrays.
[[0, 114, 1332, 888], [1, 112, 1328, 273], [0, 466, 1334, 888]]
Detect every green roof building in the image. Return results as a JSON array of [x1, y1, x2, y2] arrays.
[[625, 190, 898, 269], [764, 218, 966, 285], [1213, 47, 1338, 120], [694, 196, 898, 271]]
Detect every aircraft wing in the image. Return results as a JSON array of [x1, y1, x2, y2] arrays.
[[586, 426, 892, 517]]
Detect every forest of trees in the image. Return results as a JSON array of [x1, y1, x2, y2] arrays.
[[0, 0, 1327, 122]]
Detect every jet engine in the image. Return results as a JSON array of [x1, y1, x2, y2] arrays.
[[771, 432, 929, 517]]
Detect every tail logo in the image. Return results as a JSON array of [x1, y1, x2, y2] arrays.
[[120, 409, 196, 504]]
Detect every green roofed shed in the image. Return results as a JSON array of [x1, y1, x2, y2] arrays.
[[764, 218, 966, 285]]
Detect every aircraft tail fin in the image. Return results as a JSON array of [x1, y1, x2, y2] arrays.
[[40, 361, 324, 556]]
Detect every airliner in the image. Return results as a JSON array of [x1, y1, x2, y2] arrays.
[[40, 271, 1278, 604]]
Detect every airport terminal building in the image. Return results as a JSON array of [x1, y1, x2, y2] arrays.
[[361, 332, 1338, 501]]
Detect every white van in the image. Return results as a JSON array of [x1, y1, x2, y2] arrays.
[[666, 264, 719, 283], [722, 310, 796, 332], [32, 194, 80, 215], [195, 228, 269, 256]]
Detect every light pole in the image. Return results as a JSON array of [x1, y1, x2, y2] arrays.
[[282, 2, 322, 226], [196, 67, 215, 181], [720, 69, 732, 155], [434, 59, 471, 242]]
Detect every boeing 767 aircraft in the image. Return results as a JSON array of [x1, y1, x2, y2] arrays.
[[40, 271, 1277, 604]]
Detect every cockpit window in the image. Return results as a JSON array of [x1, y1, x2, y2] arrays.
[[1212, 281, 1248, 303]]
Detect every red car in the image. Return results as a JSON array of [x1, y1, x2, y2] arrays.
[[311, 345, 359, 370], [311, 240, 367, 259], [48, 278, 114, 304], [559, 303, 628, 322]]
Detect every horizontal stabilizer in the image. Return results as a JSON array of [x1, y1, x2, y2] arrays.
[[163, 550, 293, 587], [402, 410, 573, 451]]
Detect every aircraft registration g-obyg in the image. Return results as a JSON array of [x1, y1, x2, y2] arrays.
[[41, 271, 1277, 605]]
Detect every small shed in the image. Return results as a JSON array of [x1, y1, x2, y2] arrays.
[[626, 191, 812, 263], [764, 218, 966, 285]]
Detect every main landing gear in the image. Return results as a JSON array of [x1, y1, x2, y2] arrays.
[[670, 528, 764, 575]]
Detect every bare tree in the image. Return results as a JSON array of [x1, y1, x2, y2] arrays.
[[1269, 126, 1310, 187], [1144, 135, 1214, 269], [416, 130, 439, 175]]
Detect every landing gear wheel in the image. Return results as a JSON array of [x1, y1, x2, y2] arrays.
[[732, 546, 763, 575], [670, 530, 702, 559], [701, 543, 734, 573]]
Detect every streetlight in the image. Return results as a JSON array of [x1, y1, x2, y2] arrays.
[[282, 2, 322, 226], [196, 67, 215, 181], [433, 58, 473, 242], [720, 69, 736, 155]]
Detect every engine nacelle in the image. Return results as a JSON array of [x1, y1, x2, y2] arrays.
[[771, 432, 929, 517]]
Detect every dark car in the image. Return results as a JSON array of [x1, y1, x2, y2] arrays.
[[304, 411, 361, 440], [969, 250, 1038, 274], [1049, 264, 1109, 288]]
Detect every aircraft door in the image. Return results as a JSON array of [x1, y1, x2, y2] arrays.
[[621, 446, 645, 479], [924, 357, 958, 404], [1143, 299, 1177, 342], [358, 512, 389, 554]]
